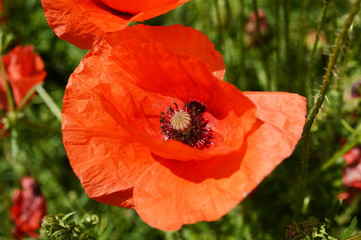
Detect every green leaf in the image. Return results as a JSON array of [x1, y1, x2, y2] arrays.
[[341, 217, 357, 239]]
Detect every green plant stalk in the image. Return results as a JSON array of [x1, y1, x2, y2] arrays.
[[213, 0, 223, 51], [15, 83, 41, 113], [252, 0, 272, 90], [300, 0, 361, 181], [17, 117, 62, 134], [282, 0, 291, 90], [274, 0, 281, 90], [35, 84, 62, 122], [0, 181, 13, 238], [341, 119, 356, 135], [321, 137, 360, 171], [224, 0, 231, 28], [252, 0, 260, 32], [0, 58, 15, 113], [239, 0, 246, 89], [345, 233, 361, 240], [295, 0, 307, 93], [305, 0, 330, 99], [322, 120, 361, 170], [303, 0, 361, 137]]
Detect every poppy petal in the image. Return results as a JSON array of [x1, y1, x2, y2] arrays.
[[62, 50, 156, 207], [41, 0, 189, 49], [104, 24, 225, 80], [100, 0, 184, 15], [243, 92, 307, 142], [76, 37, 256, 161], [1, 45, 46, 108], [41, 0, 127, 49], [133, 94, 306, 230]]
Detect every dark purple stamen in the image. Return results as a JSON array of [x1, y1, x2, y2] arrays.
[[160, 100, 214, 149]]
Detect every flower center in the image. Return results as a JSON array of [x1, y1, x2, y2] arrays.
[[160, 100, 214, 149], [170, 111, 191, 132]]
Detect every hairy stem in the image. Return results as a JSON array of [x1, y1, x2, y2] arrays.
[[305, 0, 330, 100], [300, 0, 361, 184]]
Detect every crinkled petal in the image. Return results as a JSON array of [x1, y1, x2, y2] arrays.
[[99, 0, 182, 14], [2, 45, 46, 107], [134, 94, 306, 230], [83, 36, 256, 161], [41, 0, 189, 49], [243, 92, 307, 142], [105, 24, 225, 80], [62, 49, 156, 207], [41, 0, 129, 49]]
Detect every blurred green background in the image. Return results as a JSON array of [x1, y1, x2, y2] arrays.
[[1, 0, 361, 239]]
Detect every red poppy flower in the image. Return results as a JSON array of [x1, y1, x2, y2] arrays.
[[0, 45, 46, 110], [342, 147, 361, 189], [62, 24, 306, 230], [41, 0, 190, 49], [244, 9, 271, 47], [10, 177, 47, 239]]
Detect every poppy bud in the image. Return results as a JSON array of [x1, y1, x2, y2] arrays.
[[244, 9, 271, 47], [351, 79, 361, 98], [10, 177, 46, 239], [0, 45, 46, 109]]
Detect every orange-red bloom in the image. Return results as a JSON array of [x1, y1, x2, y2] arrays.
[[0, 45, 46, 134], [62, 24, 306, 230], [41, 0, 190, 49], [342, 147, 361, 189], [10, 177, 47, 239], [0, 45, 46, 110]]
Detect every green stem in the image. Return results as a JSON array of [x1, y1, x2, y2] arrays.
[[303, 0, 361, 137], [345, 233, 361, 240], [252, 0, 260, 32], [282, 0, 291, 90], [213, 0, 223, 51], [322, 120, 361, 170], [251, 0, 272, 90], [295, 0, 307, 93], [0, 58, 15, 113], [35, 85, 62, 122], [321, 137, 360, 171], [274, 0, 281, 90], [15, 83, 41, 113], [0, 181, 13, 238], [305, 0, 330, 99], [299, 0, 361, 193], [17, 117, 62, 134], [224, 0, 232, 29], [341, 119, 356, 135], [239, 0, 246, 89]]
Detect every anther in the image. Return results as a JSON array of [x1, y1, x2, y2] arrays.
[[160, 100, 213, 149]]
